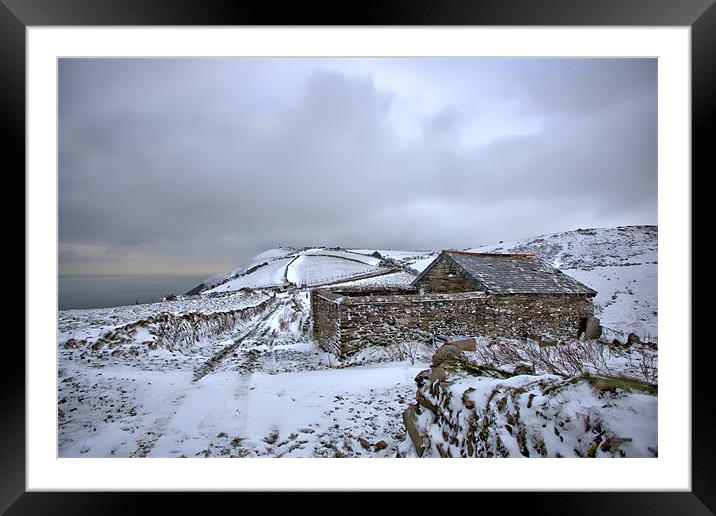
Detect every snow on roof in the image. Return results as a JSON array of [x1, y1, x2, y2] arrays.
[[413, 250, 597, 296]]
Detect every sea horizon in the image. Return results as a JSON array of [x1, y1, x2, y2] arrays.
[[58, 273, 217, 311]]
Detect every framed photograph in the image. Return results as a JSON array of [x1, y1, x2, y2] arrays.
[[8, 0, 710, 513]]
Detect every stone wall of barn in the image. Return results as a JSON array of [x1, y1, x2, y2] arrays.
[[414, 256, 480, 293], [310, 290, 342, 355], [311, 289, 594, 357]]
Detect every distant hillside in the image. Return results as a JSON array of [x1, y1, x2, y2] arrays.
[[185, 248, 298, 294], [185, 247, 398, 295]]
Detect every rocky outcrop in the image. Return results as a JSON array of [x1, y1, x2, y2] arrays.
[[583, 316, 602, 340]]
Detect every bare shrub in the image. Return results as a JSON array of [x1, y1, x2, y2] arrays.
[[637, 353, 658, 384], [472, 337, 656, 384], [385, 340, 422, 365], [626, 348, 658, 385]]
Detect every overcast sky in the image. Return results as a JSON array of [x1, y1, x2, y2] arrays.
[[59, 58, 657, 276]]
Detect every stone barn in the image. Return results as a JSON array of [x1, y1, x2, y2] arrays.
[[311, 250, 597, 357]]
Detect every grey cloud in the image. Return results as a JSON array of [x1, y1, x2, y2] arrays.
[[59, 58, 657, 275]]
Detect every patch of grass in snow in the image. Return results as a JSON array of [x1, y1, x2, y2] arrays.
[[444, 358, 515, 379], [576, 374, 657, 395]]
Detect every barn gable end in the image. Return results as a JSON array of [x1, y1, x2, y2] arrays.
[[412, 252, 482, 293]]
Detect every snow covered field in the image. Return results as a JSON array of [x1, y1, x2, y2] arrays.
[[286, 255, 383, 286], [331, 271, 415, 288], [58, 226, 657, 458]]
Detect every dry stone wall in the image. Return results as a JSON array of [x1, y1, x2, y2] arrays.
[[310, 290, 342, 355], [70, 295, 277, 356], [311, 288, 594, 357], [399, 345, 658, 458]]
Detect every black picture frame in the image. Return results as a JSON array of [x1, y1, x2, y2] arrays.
[[6, 0, 710, 513]]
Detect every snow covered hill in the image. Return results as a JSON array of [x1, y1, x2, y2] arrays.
[[186, 247, 400, 294], [185, 247, 298, 294]]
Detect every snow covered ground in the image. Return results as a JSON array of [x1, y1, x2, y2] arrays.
[[60, 355, 424, 458], [58, 225, 657, 458], [59, 290, 427, 458]]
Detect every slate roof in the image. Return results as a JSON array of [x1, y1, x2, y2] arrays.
[[412, 250, 597, 296]]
